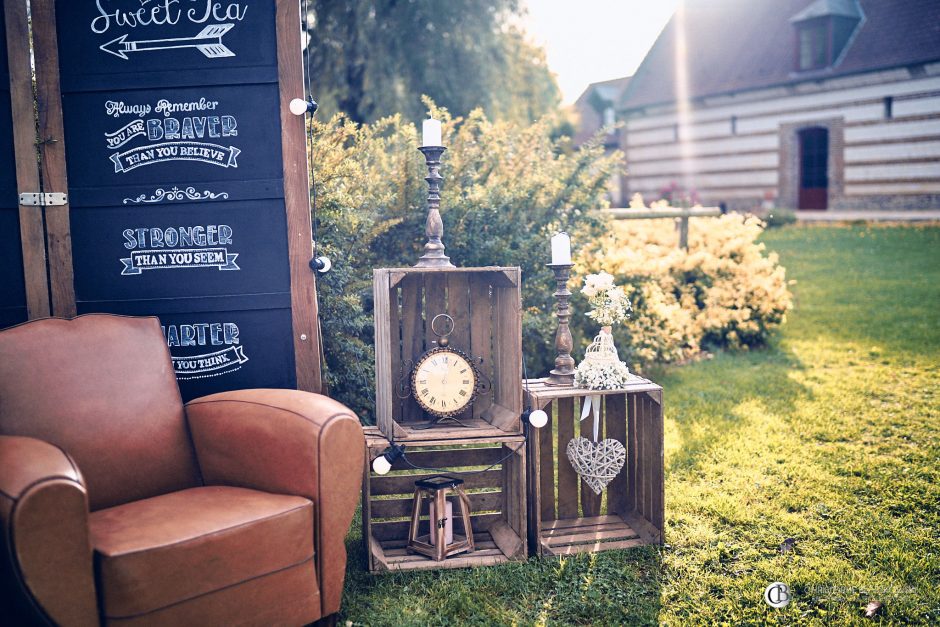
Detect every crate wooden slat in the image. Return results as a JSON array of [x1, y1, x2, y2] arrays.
[[373, 267, 522, 442], [362, 426, 527, 573], [524, 377, 664, 556]]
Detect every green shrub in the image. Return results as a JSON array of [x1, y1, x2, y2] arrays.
[[311, 104, 621, 421], [763, 208, 798, 228], [577, 214, 792, 367]]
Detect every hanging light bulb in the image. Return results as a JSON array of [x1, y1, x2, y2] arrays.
[[371, 444, 406, 475], [290, 97, 319, 116], [528, 409, 549, 428], [310, 256, 331, 273], [372, 454, 391, 475]]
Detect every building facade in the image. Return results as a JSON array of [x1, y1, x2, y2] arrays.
[[573, 76, 630, 205], [596, 0, 940, 211]]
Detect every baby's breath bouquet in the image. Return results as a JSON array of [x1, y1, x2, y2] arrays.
[[581, 272, 631, 327], [575, 272, 633, 390], [575, 358, 632, 390]]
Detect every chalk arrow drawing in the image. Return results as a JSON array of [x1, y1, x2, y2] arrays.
[[100, 24, 236, 60]]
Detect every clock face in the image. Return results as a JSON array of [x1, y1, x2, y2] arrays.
[[412, 348, 478, 417]]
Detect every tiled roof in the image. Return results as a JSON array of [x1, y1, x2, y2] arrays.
[[620, 0, 940, 111]]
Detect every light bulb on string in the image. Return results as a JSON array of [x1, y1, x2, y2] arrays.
[[309, 256, 332, 274], [528, 409, 548, 428], [290, 97, 318, 116], [371, 444, 406, 475], [372, 455, 391, 475]]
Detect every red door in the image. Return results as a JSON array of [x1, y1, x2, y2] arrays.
[[798, 127, 828, 209]]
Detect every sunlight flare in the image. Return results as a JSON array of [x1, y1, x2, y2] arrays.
[[673, 1, 695, 193]]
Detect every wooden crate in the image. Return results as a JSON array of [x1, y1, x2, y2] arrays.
[[373, 267, 522, 442], [362, 426, 527, 573], [524, 377, 664, 556]]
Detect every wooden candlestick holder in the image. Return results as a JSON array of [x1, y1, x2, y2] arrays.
[[415, 146, 454, 268], [545, 262, 575, 386]]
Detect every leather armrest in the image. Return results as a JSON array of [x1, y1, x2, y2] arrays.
[[185, 389, 364, 618], [0, 435, 98, 627]]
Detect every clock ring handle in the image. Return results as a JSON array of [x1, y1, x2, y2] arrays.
[[429, 313, 455, 339]]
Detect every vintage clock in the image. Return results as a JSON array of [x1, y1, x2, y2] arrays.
[[373, 267, 522, 439], [411, 314, 480, 418]]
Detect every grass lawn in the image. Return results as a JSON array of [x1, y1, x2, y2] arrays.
[[340, 224, 940, 626]]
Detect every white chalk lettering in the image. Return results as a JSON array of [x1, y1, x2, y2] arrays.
[[163, 322, 240, 347], [188, 1, 247, 24], [155, 98, 219, 116], [124, 225, 233, 249], [162, 319, 248, 379], [146, 116, 236, 140], [105, 101, 152, 118], [92, 1, 247, 35], [120, 223, 238, 275]]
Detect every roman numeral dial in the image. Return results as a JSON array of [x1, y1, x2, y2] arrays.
[[411, 347, 479, 418]]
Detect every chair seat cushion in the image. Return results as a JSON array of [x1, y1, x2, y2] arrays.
[[89, 486, 314, 620]]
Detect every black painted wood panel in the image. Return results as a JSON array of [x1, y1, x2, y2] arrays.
[[57, 1, 297, 400]]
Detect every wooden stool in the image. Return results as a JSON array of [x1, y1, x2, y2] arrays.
[[407, 475, 474, 561]]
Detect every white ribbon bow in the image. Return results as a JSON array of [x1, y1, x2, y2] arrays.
[[580, 394, 602, 441]]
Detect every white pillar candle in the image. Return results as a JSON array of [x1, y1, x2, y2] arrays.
[[551, 232, 571, 264], [429, 500, 453, 546], [422, 117, 442, 147]]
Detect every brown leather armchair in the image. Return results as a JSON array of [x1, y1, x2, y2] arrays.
[[0, 314, 364, 626]]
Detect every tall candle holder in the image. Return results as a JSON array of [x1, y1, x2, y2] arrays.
[[415, 146, 454, 268], [545, 262, 575, 386]]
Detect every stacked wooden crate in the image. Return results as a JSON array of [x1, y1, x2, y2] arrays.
[[361, 427, 526, 573], [524, 377, 664, 556], [372, 266, 523, 440], [362, 266, 526, 573]]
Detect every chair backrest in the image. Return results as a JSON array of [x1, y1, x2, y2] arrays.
[[0, 314, 201, 510]]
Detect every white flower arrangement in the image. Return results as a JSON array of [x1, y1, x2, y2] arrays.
[[575, 358, 631, 390], [576, 272, 633, 389], [581, 272, 632, 326]]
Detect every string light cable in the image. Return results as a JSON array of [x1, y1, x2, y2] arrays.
[[297, 0, 329, 275]]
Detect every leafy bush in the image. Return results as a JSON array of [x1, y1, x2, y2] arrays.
[[577, 214, 792, 367], [763, 208, 798, 228], [311, 104, 621, 421]]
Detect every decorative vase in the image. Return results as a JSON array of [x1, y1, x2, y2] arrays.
[[575, 324, 631, 391]]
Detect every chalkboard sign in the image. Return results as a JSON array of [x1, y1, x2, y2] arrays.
[[0, 4, 28, 330], [52, 0, 316, 400]]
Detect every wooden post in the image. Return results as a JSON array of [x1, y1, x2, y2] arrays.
[[31, 0, 75, 317], [677, 215, 690, 250], [4, 0, 49, 319], [277, 0, 322, 393]]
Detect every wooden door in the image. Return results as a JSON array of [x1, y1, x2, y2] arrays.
[[798, 127, 828, 210], [23, 0, 322, 399]]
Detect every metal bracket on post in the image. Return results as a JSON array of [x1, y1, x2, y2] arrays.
[[19, 192, 67, 206]]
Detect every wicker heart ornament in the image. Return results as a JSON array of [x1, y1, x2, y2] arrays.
[[566, 437, 626, 495]]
